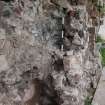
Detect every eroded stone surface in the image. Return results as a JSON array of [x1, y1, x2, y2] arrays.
[[0, 0, 102, 105]]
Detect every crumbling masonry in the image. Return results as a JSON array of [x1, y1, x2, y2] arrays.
[[0, 0, 103, 105]]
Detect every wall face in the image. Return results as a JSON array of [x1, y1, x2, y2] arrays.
[[0, 0, 102, 105]]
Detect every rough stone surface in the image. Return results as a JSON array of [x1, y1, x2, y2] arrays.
[[0, 0, 103, 105], [92, 68, 105, 105]]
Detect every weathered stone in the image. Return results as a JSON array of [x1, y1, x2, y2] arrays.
[[72, 33, 83, 45], [0, 0, 102, 105]]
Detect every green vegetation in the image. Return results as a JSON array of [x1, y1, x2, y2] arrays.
[[96, 36, 105, 66], [85, 97, 92, 105], [89, 0, 105, 18], [96, 36, 105, 43], [96, 3, 104, 12], [100, 48, 105, 66]]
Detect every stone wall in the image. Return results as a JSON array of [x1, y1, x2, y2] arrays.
[[0, 0, 103, 105]]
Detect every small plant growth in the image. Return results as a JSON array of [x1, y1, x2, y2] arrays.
[[96, 36, 105, 43], [85, 97, 92, 105], [100, 48, 105, 66], [95, 1, 105, 17], [96, 36, 105, 66]]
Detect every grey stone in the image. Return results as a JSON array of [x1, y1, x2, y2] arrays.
[[92, 68, 105, 105], [0, 0, 102, 105]]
